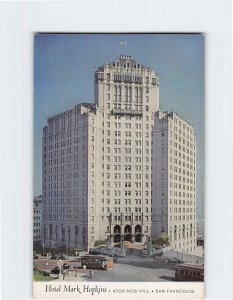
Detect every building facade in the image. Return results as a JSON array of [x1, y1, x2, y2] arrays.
[[94, 55, 160, 247], [42, 55, 160, 250], [42, 103, 98, 249], [41, 55, 197, 253], [33, 195, 42, 242], [152, 111, 197, 253]]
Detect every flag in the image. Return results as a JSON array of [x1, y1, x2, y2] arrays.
[[120, 38, 126, 46]]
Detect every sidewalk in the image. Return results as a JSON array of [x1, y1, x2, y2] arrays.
[[53, 270, 94, 282]]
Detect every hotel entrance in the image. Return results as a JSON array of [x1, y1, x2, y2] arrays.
[[124, 225, 132, 241]]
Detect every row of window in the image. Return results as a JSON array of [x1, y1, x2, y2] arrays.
[[170, 174, 195, 181], [172, 207, 195, 213], [172, 118, 194, 133], [172, 200, 195, 205], [170, 215, 196, 221], [44, 125, 88, 140], [170, 149, 195, 158], [44, 214, 86, 222], [113, 114, 142, 120], [102, 189, 150, 196], [170, 140, 195, 150], [113, 118, 151, 129], [43, 197, 149, 207], [170, 160, 196, 169]]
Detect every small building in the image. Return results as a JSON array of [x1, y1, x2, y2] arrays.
[[197, 219, 204, 236], [33, 195, 42, 242]]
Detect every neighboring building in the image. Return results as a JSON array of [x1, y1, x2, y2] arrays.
[[41, 55, 197, 254], [197, 219, 204, 236], [42, 55, 160, 250], [152, 111, 197, 254], [33, 195, 42, 242]]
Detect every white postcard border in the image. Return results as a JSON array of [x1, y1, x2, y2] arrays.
[[0, 1, 232, 300]]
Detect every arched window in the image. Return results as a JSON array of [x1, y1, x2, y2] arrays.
[[114, 225, 121, 234], [124, 225, 131, 233]]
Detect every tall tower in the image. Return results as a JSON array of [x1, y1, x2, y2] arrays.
[[94, 55, 160, 245], [95, 55, 159, 112]]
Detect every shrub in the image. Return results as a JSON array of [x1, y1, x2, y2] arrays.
[[94, 240, 107, 247], [33, 270, 54, 281]]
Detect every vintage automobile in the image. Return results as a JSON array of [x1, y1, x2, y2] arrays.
[[80, 255, 113, 270], [175, 263, 204, 281]]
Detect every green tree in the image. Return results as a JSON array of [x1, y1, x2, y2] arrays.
[[160, 233, 169, 243]]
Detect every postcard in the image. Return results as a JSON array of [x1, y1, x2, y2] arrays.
[[33, 33, 204, 299]]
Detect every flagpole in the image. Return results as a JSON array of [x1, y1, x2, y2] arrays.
[[120, 38, 127, 55]]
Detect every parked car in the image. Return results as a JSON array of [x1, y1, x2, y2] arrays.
[[50, 264, 71, 275], [50, 255, 57, 260], [63, 263, 71, 270], [56, 255, 66, 260], [50, 267, 60, 275]]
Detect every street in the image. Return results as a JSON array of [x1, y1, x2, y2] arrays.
[[53, 255, 176, 282]]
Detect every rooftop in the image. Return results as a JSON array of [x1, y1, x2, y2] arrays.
[[97, 55, 153, 71]]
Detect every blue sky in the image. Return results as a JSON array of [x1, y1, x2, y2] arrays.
[[34, 33, 204, 219]]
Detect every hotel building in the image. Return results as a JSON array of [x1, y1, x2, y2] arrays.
[[41, 55, 197, 253], [42, 55, 160, 250]]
